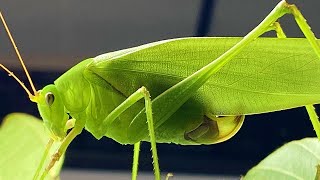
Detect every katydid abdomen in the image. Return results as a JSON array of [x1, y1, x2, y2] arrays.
[[52, 37, 320, 145]]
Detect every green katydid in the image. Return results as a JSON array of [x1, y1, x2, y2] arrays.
[[1, 0, 320, 180]]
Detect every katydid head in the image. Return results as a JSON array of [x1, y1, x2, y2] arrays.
[[34, 85, 69, 141], [0, 12, 68, 141]]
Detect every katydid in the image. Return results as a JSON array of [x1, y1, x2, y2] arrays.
[[1, 1, 320, 180]]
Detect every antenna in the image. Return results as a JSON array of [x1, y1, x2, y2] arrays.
[[0, 64, 33, 97], [0, 11, 38, 99]]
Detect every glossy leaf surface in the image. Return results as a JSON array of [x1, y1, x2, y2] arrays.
[[0, 113, 64, 180], [244, 138, 320, 180]]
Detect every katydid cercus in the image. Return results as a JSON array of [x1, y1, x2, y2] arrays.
[[1, 1, 320, 180]]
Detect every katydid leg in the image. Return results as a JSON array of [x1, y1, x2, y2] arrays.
[[273, 22, 320, 139], [166, 173, 173, 180], [283, 3, 320, 139], [305, 105, 320, 139], [272, 19, 320, 139], [39, 122, 84, 180], [263, 22, 286, 38], [98, 87, 160, 180], [128, 0, 295, 142], [33, 138, 54, 180], [132, 142, 141, 180], [270, 22, 286, 38], [286, 4, 320, 57]]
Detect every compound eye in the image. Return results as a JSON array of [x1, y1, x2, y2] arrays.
[[45, 92, 55, 106]]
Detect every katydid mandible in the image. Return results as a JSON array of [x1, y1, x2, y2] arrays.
[[1, 1, 320, 180]]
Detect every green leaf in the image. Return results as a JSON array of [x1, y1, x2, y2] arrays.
[[244, 138, 320, 180], [0, 113, 64, 180]]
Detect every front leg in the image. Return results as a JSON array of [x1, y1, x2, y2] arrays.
[[39, 121, 84, 180]]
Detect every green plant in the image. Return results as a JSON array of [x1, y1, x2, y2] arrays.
[[0, 113, 64, 180]]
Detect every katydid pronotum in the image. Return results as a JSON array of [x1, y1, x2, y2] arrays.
[[1, 1, 320, 180]]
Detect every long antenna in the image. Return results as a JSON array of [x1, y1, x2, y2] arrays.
[[0, 64, 33, 97], [0, 11, 37, 96]]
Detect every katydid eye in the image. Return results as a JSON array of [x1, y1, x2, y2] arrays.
[[45, 92, 55, 106]]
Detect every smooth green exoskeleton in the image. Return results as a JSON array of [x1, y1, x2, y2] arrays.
[[1, 1, 320, 180]]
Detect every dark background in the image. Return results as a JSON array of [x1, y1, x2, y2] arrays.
[[0, 0, 319, 176]]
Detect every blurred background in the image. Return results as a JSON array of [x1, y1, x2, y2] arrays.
[[0, 0, 320, 179]]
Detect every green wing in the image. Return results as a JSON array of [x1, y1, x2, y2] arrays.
[[90, 37, 320, 115], [88, 37, 320, 143]]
